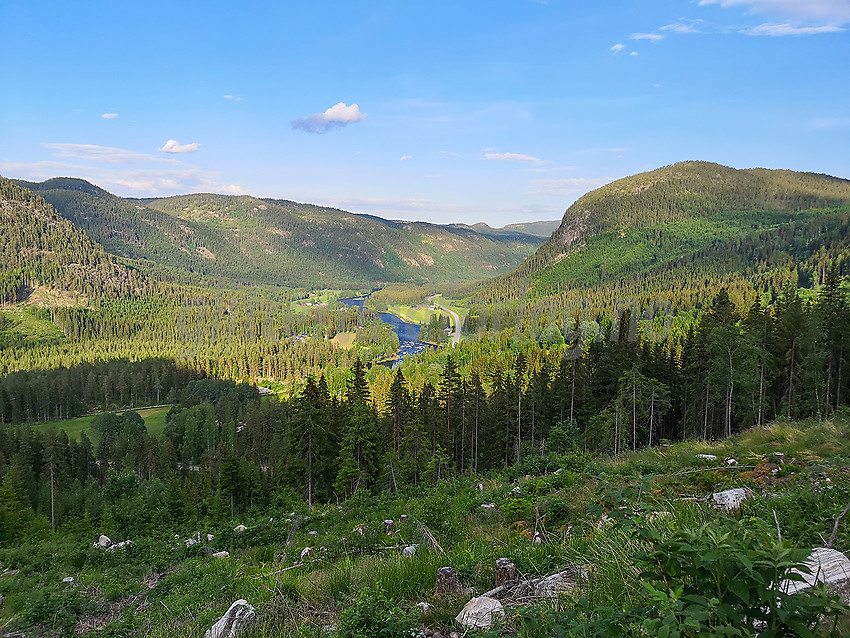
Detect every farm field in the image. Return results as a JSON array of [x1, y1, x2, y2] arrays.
[[27, 406, 171, 442]]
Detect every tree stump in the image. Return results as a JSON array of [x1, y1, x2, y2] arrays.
[[495, 558, 516, 588], [434, 566, 461, 596]]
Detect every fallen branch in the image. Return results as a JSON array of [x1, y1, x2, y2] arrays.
[[417, 522, 445, 555], [827, 499, 850, 549], [666, 465, 756, 478]]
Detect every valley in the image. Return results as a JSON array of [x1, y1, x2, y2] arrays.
[[2, 162, 850, 637]]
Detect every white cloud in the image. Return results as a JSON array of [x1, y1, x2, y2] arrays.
[[484, 152, 542, 163], [811, 117, 850, 129], [291, 102, 367, 133], [41, 143, 172, 164], [101, 113, 118, 119], [744, 22, 844, 35], [630, 51, 639, 56], [528, 177, 619, 197], [631, 32, 664, 41], [0, 160, 248, 197], [400, 155, 413, 161], [698, 0, 850, 24], [223, 94, 242, 101], [660, 19, 705, 34], [610, 43, 626, 54], [159, 139, 201, 154]]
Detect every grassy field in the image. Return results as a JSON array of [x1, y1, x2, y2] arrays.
[[330, 331, 356, 349], [27, 406, 171, 441], [289, 289, 347, 314]]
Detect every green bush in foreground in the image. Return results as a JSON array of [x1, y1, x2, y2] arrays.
[[334, 585, 416, 638], [514, 516, 849, 638]]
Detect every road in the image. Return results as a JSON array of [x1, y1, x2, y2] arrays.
[[428, 295, 461, 347]]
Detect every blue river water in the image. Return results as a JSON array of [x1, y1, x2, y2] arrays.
[[339, 296, 435, 364]]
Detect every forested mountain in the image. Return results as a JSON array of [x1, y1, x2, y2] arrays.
[[17, 178, 546, 289], [475, 161, 850, 309], [0, 177, 142, 304], [446, 219, 561, 240]]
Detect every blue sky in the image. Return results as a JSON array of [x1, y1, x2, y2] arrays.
[[2, 0, 849, 226]]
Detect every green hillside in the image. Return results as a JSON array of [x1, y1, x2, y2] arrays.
[[476, 162, 850, 309], [18, 179, 546, 289], [0, 177, 141, 305]]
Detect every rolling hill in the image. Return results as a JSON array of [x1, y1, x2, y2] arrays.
[[475, 161, 850, 307], [17, 178, 548, 289]]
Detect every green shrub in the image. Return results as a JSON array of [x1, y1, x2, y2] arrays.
[[334, 585, 415, 638]]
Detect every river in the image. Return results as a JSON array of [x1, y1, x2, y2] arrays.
[[338, 296, 435, 365]]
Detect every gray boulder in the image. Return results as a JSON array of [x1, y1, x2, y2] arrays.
[[712, 487, 751, 511], [455, 596, 504, 629], [781, 548, 850, 604], [212, 551, 230, 559], [204, 599, 255, 638]]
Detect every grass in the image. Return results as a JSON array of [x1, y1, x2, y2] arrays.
[[330, 332, 356, 349], [26, 406, 171, 442], [0, 307, 65, 344], [3, 415, 849, 637]]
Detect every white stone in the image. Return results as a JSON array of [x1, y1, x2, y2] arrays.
[[300, 547, 312, 561], [234, 525, 247, 533], [93, 534, 112, 548], [62, 576, 75, 584], [204, 599, 255, 638], [403, 545, 418, 557], [781, 547, 850, 604], [416, 601, 431, 613], [712, 487, 751, 511], [480, 503, 497, 511], [185, 538, 199, 547], [207, 534, 215, 542], [455, 597, 504, 629], [107, 540, 133, 551], [724, 457, 739, 466], [696, 454, 718, 461], [212, 551, 230, 559]]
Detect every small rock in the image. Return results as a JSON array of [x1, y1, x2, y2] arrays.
[[204, 599, 255, 638], [93, 534, 112, 548], [403, 544, 418, 557], [107, 540, 133, 552], [534, 571, 575, 598], [309, 531, 318, 536], [455, 596, 504, 629], [696, 454, 718, 461], [206, 534, 215, 542], [185, 537, 199, 547], [416, 601, 431, 613], [300, 547, 313, 561], [63, 576, 75, 584], [212, 551, 230, 559], [234, 525, 247, 533], [712, 487, 751, 511], [480, 503, 497, 511], [724, 457, 739, 466], [477, 483, 484, 491]]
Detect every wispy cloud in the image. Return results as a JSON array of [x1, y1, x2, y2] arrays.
[[631, 32, 664, 41], [610, 43, 626, 54], [698, 0, 850, 24], [0, 160, 247, 197], [660, 19, 705, 34], [698, 0, 849, 35], [528, 177, 619, 197], [101, 113, 118, 119], [223, 94, 242, 101], [400, 155, 413, 161], [811, 117, 850, 129], [291, 102, 367, 134], [41, 143, 171, 164], [744, 22, 843, 35], [484, 152, 542, 163], [159, 139, 201, 154]]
